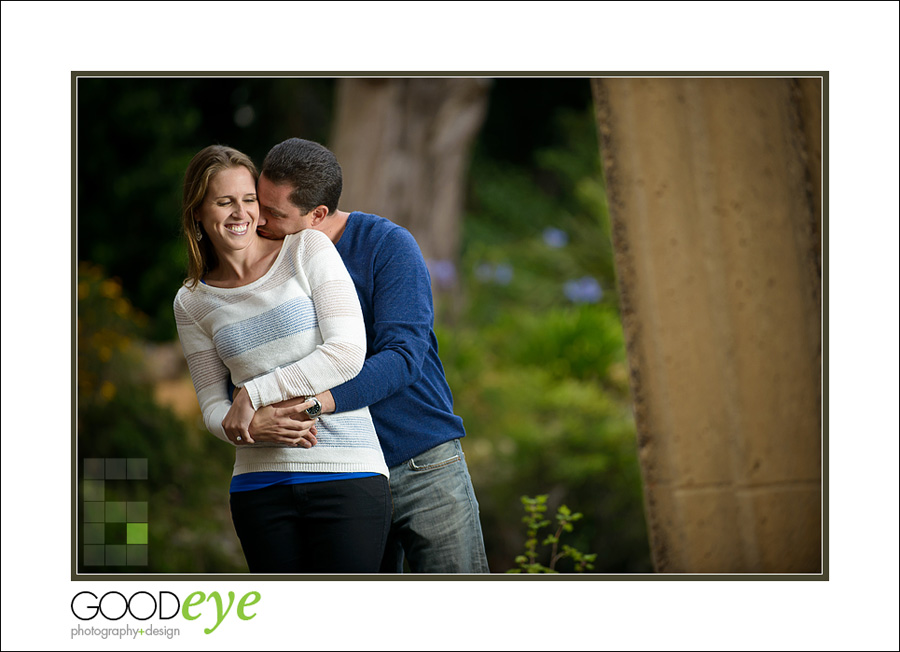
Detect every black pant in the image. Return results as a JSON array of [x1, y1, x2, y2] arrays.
[[229, 475, 391, 573]]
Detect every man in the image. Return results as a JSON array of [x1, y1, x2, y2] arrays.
[[254, 137, 489, 573]]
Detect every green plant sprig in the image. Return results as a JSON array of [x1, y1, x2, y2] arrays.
[[508, 495, 597, 573]]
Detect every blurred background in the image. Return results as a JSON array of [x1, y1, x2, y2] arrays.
[[76, 76, 652, 573]]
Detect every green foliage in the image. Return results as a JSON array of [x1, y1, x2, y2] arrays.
[[78, 264, 245, 572], [441, 101, 653, 572], [507, 495, 597, 573]]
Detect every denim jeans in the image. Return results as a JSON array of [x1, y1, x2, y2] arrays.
[[380, 438, 490, 573]]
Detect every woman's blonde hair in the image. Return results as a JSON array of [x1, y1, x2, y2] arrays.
[[181, 145, 259, 288]]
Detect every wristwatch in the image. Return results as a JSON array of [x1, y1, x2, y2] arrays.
[[305, 396, 322, 418]]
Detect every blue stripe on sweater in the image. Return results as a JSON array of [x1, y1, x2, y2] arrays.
[[214, 295, 318, 360], [312, 418, 383, 450]]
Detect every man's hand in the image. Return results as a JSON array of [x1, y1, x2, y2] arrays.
[[222, 386, 256, 445], [248, 397, 319, 448]]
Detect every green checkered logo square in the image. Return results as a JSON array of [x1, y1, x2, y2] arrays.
[[81, 458, 149, 567]]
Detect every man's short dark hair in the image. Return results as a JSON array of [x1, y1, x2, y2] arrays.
[[261, 138, 343, 214]]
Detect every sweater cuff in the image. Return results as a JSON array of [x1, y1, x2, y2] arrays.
[[330, 382, 362, 415], [208, 403, 233, 444], [243, 373, 283, 410]]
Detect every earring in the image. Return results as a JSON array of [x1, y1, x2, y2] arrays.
[[194, 222, 203, 242]]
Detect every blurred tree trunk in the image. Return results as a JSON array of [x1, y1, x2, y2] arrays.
[[330, 78, 491, 292], [593, 78, 822, 573]]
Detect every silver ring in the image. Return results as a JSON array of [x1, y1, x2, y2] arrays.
[[236, 436, 242, 441]]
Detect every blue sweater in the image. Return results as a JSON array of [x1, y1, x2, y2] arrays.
[[330, 212, 465, 467]]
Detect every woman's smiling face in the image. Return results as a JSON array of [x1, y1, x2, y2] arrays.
[[196, 166, 259, 253]]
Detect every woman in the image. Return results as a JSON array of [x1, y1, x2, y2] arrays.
[[173, 145, 390, 573]]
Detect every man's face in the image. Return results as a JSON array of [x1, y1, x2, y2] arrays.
[[257, 174, 315, 240]]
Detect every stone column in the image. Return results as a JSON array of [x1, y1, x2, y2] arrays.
[[593, 78, 822, 573]]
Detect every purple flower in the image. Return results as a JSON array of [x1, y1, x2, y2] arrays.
[[542, 227, 569, 248], [475, 263, 495, 282], [474, 262, 514, 285], [493, 263, 513, 285], [426, 259, 458, 288], [564, 276, 603, 303]]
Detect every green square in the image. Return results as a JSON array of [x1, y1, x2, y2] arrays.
[[84, 458, 105, 479], [83, 523, 104, 544], [106, 502, 126, 523], [83, 480, 104, 501], [105, 545, 126, 565], [84, 545, 105, 566], [127, 523, 148, 544], [127, 545, 148, 566], [105, 458, 126, 479], [127, 501, 148, 522], [84, 502, 105, 523], [127, 458, 148, 480]]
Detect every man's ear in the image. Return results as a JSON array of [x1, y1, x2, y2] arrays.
[[310, 205, 329, 225]]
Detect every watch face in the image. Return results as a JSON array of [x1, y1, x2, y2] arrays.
[[306, 400, 321, 417]]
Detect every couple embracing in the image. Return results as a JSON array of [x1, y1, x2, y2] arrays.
[[174, 138, 489, 574]]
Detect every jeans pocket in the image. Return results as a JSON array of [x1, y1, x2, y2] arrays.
[[407, 440, 461, 472]]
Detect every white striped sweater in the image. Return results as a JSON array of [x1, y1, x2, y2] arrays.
[[173, 229, 388, 478]]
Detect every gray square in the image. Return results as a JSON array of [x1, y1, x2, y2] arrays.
[[106, 502, 126, 523], [83, 480, 104, 501], [127, 501, 148, 522], [105, 458, 126, 480], [84, 502, 105, 523], [83, 523, 104, 544], [126, 545, 148, 566], [84, 458, 105, 479], [127, 458, 148, 480], [84, 545, 105, 566], [105, 545, 126, 565]]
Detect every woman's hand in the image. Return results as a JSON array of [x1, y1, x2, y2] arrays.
[[247, 397, 319, 448], [222, 386, 256, 445]]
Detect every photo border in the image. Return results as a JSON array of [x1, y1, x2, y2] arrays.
[[71, 70, 828, 582]]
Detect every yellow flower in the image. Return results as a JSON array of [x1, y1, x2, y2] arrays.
[[100, 279, 122, 299], [100, 381, 116, 401]]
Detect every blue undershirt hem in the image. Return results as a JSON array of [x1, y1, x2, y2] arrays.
[[230, 471, 378, 493]]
